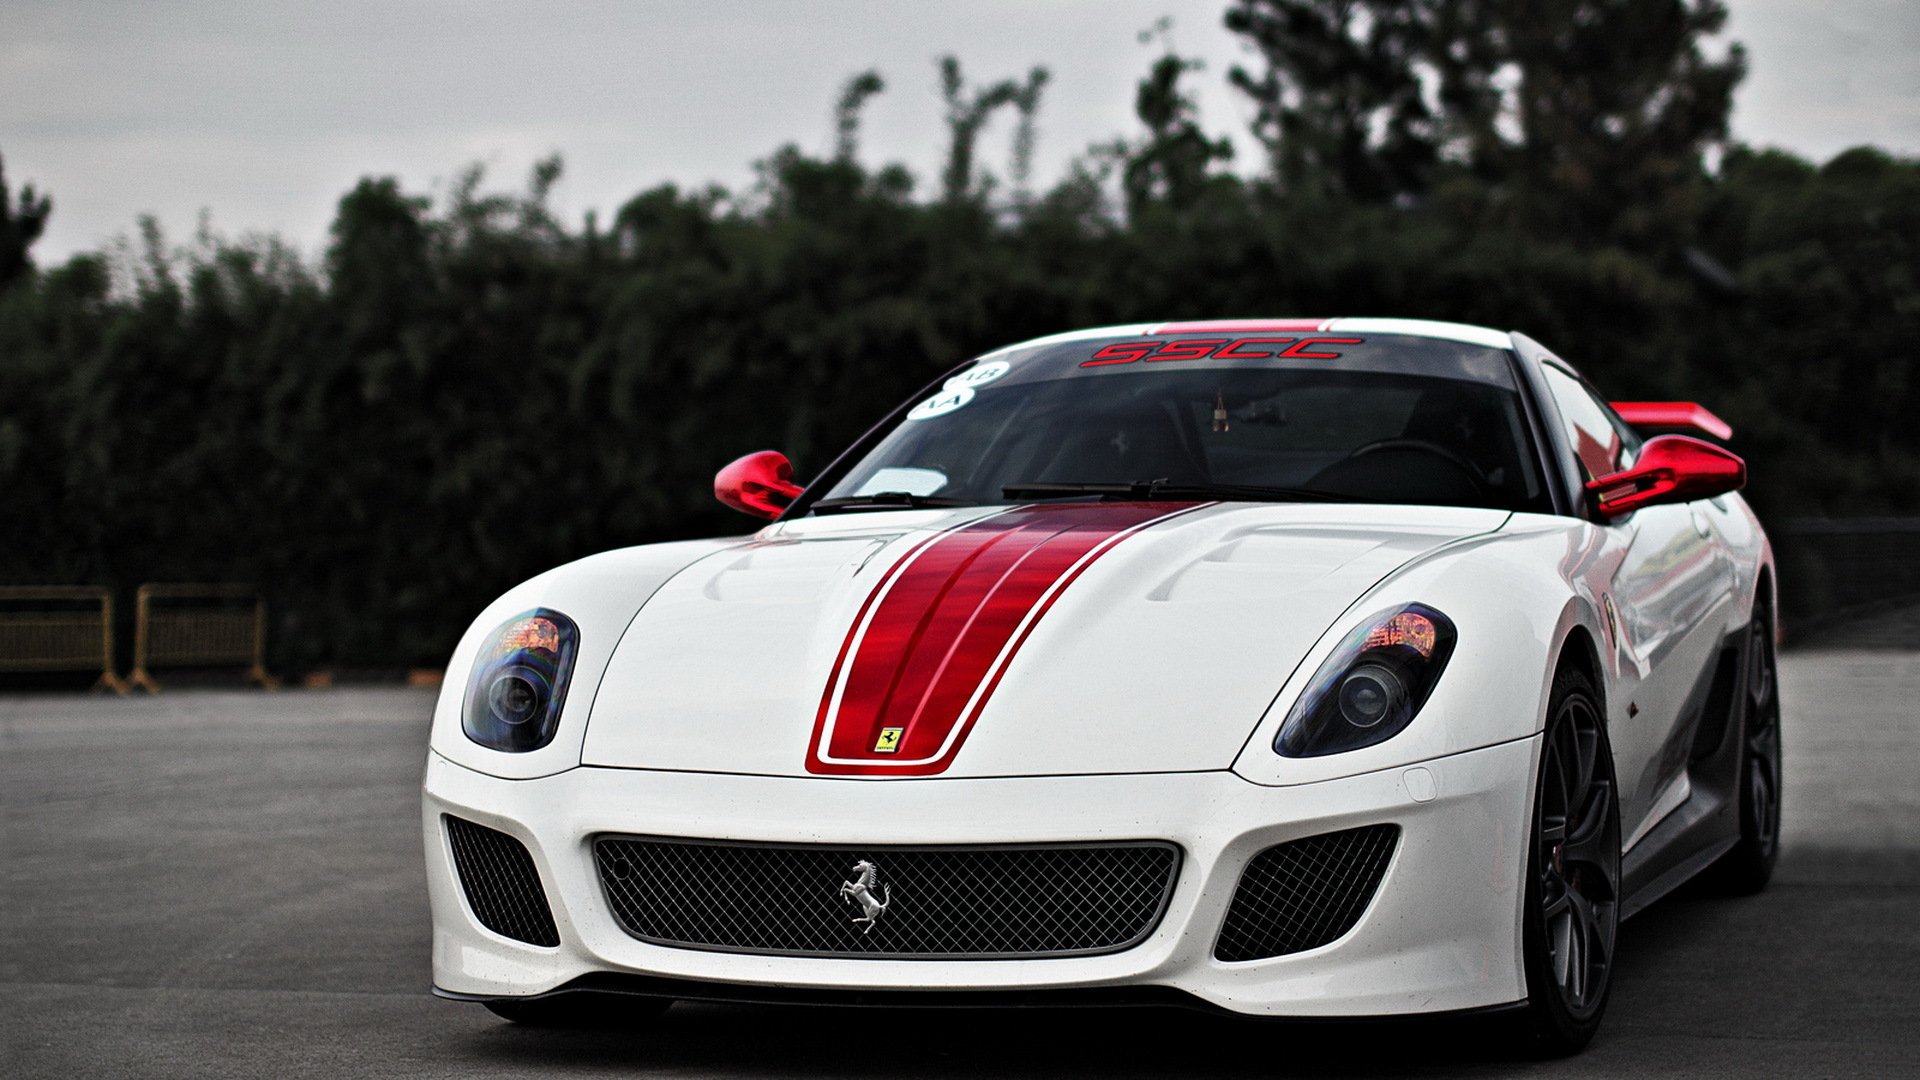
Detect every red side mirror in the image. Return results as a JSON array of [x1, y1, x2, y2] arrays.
[[715, 450, 804, 520], [1587, 435, 1746, 520]]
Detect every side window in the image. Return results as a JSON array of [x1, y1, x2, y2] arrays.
[[1601, 400, 1643, 466], [1540, 365, 1628, 481]]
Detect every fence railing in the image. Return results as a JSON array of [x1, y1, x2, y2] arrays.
[[1774, 518, 1920, 623], [129, 583, 277, 692], [0, 586, 129, 693]]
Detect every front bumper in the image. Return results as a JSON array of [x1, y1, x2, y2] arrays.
[[423, 735, 1538, 1017]]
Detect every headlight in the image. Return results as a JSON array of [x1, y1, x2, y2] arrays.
[[1274, 604, 1456, 758], [462, 609, 579, 753]]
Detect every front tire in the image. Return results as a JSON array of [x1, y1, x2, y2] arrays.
[[1519, 665, 1622, 1055], [483, 992, 672, 1028]]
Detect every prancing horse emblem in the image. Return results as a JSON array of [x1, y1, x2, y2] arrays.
[[839, 859, 890, 933]]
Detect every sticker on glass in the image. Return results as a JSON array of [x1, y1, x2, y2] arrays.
[[853, 467, 948, 497], [944, 360, 1010, 392], [906, 385, 975, 421]]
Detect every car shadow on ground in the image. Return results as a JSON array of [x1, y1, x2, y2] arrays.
[[460, 1002, 1538, 1077]]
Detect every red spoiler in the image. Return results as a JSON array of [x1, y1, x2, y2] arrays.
[[1611, 401, 1733, 441]]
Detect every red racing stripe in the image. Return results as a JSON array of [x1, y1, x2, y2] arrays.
[[806, 502, 1205, 776]]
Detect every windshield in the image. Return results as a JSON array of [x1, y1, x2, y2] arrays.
[[815, 332, 1550, 514]]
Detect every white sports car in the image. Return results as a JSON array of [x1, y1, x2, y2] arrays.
[[423, 318, 1779, 1052]]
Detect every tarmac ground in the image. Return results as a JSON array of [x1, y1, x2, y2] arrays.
[[3, 651, 1917, 1078]]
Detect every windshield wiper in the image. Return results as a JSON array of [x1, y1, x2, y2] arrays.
[[1001, 480, 1352, 503], [809, 492, 981, 514]]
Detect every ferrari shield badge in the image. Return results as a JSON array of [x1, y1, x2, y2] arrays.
[[839, 860, 891, 933], [873, 726, 903, 753]]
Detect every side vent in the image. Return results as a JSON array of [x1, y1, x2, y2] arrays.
[[444, 815, 560, 947], [1214, 825, 1398, 962], [1688, 644, 1742, 764]]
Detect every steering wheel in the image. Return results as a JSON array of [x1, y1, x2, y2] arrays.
[[1346, 438, 1490, 493]]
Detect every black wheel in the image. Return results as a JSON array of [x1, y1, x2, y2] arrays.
[[483, 992, 672, 1028], [1519, 665, 1621, 1055], [1707, 605, 1782, 893]]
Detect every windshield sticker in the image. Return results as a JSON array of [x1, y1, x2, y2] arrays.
[[853, 467, 948, 497], [906, 385, 975, 420], [945, 359, 1011, 391], [1082, 336, 1365, 367]]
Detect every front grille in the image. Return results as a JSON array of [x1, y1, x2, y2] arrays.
[[444, 815, 560, 947], [593, 836, 1179, 959], [1214, 824, 1399, 962]]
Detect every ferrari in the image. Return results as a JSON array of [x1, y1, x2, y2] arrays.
[[423, 318, 1780, 1052]]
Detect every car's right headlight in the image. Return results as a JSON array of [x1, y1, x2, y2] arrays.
[[1274, 604, 1457, 758], [462, 609, 579, 753]]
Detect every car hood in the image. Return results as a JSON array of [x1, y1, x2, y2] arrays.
[[581, 502, 1509, 778]]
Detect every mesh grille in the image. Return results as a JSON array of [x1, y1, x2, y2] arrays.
[[1214, 824, 1399, 962], [444, 815, 560, 947], [594, 837, 1179, 959]]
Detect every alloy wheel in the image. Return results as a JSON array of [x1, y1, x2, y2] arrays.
[[1744, 621, 1782, 861], [1535, 691, 1621, 1019]]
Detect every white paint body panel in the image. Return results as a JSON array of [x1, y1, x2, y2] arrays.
[[423, 736, 1537, 1015], [426, 538, 744, 780], [581, 503, 1508, 779], [1323, 317, 1515, 350]]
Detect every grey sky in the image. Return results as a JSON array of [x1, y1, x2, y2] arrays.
[[5, 0, 1918, 263]]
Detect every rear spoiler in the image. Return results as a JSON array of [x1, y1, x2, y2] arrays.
[[1610, 401, 1733, 441]]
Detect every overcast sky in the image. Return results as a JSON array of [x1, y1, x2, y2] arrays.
[[5, 0, 1918, 263]]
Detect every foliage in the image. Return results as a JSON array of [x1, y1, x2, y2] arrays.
[[1224, 0, 1746, 247], [1, 9, 1914, 668], [0, 153, 54, 288]]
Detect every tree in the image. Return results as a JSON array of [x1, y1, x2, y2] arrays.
[[1123, 53, 1236, 215], [833, 70, 886, 163], [1224, 0, 1438, 202], [0, 152, 53, 289], [1225, 0, 1746, 244], [1695, 147, 1920, 512], [1483, 0, 1746, 245], [1007, 67, 1052, 205], [325, 176, 433, 344], [937, 57, 1046, 204]]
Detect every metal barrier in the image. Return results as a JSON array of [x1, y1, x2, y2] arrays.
[[1774, 518, 1920, 620], [129, 584, 277, 692], [0, 586, 129, 693]]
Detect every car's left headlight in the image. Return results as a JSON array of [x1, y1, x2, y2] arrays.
[[462, 609, 579, 753], [1274, 604, 1457, 758]]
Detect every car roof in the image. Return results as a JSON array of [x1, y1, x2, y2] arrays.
[[982, 318, 1515, 357]]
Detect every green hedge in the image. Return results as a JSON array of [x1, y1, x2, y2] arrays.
[[3, 50, 1916, 669]]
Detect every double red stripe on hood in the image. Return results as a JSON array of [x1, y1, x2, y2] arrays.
[[806, 502, 1204, 776]]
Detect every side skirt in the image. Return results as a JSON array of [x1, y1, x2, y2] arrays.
[[1621, 835, 1738, 920], [1618, 618, 1756, 919]]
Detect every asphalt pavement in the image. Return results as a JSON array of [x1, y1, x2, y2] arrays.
[[3, 651, 1917, 1078]]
